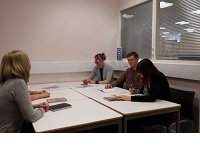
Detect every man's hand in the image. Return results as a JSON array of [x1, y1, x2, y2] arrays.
[[105, 84, 112, 89]]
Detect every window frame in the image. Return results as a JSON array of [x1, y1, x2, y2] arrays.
[[120, 0, 200, 81]]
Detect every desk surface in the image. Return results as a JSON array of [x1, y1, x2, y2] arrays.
[[72, 84, 181, 116], [30, 82, 181, 115], [28, 82, 83, 90], [33, 99, 122, 132], [29, 83, 87, 101], [30, 82, 180, 132]]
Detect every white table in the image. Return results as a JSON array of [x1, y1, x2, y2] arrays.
[[33, 99, 122, 132], [29, 83, 87, 101], [29, 83, 123, 132], [72, 85, 181, 132], [29, 82, 180, 132]]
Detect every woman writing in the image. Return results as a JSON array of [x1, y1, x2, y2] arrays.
[[107, 58, 171, 102]]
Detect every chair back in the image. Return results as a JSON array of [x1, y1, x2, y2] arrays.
[[170, 87, 195, 120]]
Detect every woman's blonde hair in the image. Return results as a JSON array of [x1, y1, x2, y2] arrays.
[[0, 50, 31, 83]]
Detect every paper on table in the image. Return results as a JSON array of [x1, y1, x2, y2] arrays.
[[132, 93, 144, 96], [75, 84, 92, 88], [116, 93, 144, 96], [42, 85, 60, 89], [47, 97, 67, 103], [41, 85, 69, 91], [98, 88, 116, 93]]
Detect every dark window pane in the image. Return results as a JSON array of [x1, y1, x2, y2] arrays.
[[121, 1, 152, 59]]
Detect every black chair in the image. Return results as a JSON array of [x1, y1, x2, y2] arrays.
[[163, 87, 195, 132]]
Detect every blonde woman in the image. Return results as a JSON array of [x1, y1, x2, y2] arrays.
[[0, 50, 49, 132]]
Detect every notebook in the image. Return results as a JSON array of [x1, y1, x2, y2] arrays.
[[42, 85, 60, 89], [49, 103, 72, 112], [47, 97, 67, 103], [75, 84, 92, 88], [103, 96, 121, 101]]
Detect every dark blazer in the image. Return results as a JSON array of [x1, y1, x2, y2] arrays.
[[131, 72, 171, 102]]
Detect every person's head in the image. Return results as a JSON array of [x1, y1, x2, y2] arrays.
[[136, 58, 159, 82], [0, 50, 31, 83], [126, 51, 139, 69], [94, 53, 106, 68]]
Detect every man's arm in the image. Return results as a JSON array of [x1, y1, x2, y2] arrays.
[[111, 71, 126, 87]]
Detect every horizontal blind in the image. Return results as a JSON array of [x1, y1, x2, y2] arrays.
[[158, 0, 200, 60]]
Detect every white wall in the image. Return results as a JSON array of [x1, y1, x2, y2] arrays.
[[0, 0, 120, 61], [1, 0, 200, 132]]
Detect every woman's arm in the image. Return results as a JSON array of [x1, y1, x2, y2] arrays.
[[14, 79, 45, 122], [82, 67, 97, 84], [131, 73, 169, 102], [89, 67, 97, 80], [30, 91, 50, 101], [131, 95, 155, 102], [33, 102, 49, 112]]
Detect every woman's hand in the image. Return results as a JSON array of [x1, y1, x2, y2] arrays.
[[87, 80, 96, 84], [83, 79, 97, 84], [41, 102, 49, 112], [33, 102, 49, 112], [115, 95, 131, 101], [104, 95, 131, 101], [41, 91, 50, 98], [82, 79, 88, 85], [30, 90, 50, 99]]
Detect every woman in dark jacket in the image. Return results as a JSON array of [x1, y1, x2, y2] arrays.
[[108, 58, 171, 102], [106, 58, 172, 132]]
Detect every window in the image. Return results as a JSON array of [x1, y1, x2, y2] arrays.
[[121, 1, 152, 58], [121, 0, 200, 61], [158, 0, 200, 60]]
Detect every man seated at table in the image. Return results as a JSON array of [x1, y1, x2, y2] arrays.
[[105, 51, 143, 94]]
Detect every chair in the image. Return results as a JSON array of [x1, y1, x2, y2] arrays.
[[163, 87, 195, 132]]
